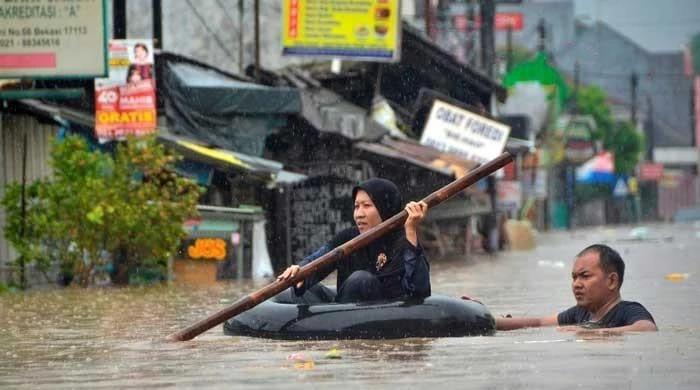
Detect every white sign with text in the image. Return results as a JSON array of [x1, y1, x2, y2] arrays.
[[0, 0, 108, 78], [420, 100, 511, 164]]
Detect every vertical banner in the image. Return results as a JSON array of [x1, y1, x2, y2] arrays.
[[94, 40, 156, 142]]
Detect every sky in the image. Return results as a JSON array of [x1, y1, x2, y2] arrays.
[[566, 0, 700, 52]]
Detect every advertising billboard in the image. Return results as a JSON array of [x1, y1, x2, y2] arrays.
[[94, 40, 156, 142], [282, 0, 401, 62], [0, 0, 108, 78]]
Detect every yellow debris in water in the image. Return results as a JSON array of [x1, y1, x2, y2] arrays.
[[665, 273, 689, 281], [325, 348, 342, 359], [293, 361, 316, 370]]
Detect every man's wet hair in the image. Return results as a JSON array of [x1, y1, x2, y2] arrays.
[[577, 244, 625, 287]]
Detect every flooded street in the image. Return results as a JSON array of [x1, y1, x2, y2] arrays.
[[2, 223, 700, 389]]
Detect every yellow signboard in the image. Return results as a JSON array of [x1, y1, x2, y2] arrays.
[[282, 0, 401, 62], [187, 238, 227, 261]]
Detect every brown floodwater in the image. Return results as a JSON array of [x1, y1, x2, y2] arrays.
[[2, 223, 700, 389]]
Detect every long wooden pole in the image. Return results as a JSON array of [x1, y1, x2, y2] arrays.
[[166, 151, 514, 341]]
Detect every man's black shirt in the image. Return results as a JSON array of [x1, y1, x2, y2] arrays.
[[557, 301, 656, 328]]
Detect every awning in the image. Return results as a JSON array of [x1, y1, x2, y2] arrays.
[[158, 133, 307, 185], [159, 133, 275, 176], [174, 139, 252, 171], [354, 141, 452, 177], [354, 137, 479, 180], [163, 61, 301, 156], [12, 99, 95, 128]]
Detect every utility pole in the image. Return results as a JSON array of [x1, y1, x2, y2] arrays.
[[630, 71, 639, 126], [573, 60, 580, 113], [19, 131, 27, 290], [506, 24, 513, 72], [238, 0, 244, 73], [254, 0, 260, 82], [536, 18, 546, 53], [466, 0, 476, 67], [113, 0, 126, 39], [437, 0, 450, 46], [646, 94, 655, 161], [152, 0, 162, 49], [425, 0, 435, 41], [480, 0, 495, 77]]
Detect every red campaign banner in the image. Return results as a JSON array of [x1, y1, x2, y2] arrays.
[[94, 39, 157, 142]]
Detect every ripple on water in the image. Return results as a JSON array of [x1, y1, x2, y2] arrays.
[[1, 224, 700, 389]]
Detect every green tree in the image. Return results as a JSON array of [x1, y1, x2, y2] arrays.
[[605, 120, 644, 174], [573, 85, 642, 174], [496, 43, 534, 71], [573, 85, 613, 140], [106, 136, 203, 285], [1, 135, 203, 287]]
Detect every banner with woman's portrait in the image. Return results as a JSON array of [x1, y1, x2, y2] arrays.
[[94, 39, 157, 142]]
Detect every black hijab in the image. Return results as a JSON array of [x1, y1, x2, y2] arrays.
[[352, 178, 404, 222], [329, 178, 404, 248], [326, 178, 407, 290]]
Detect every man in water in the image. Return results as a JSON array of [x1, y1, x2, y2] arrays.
[[494, 244, 657, 332]]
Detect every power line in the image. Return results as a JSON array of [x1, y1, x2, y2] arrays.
[[214, 0, 238, 28], [573, 70, 687, 80], [184, 0, 236, 61], [604, 18, 700, 26]]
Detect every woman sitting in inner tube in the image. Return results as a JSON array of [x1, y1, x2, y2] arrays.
[[277, 178, 431, 303]]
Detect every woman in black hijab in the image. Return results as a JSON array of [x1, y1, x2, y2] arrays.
[[277, 178, 431, 303]]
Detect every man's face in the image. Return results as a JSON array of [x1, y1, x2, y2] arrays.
[[571, 251, 617, 311], [353, 190, 382, 234]]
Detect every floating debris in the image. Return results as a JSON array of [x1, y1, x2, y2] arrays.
[[665, 273, 689, 281], [537, 260, 565, 269], [325, 348, 342, 359], [286, 352, 316, 370], [629, 226, 649, 240], [286, 352, 308, 361], [293, 361, 316, 370]]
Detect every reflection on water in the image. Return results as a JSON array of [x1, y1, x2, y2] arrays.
[[2, 223, 700, 389]]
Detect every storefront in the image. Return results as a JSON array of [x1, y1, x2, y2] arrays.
[[175, 205, 273, 285]]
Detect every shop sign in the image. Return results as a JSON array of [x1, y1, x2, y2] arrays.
[[638, 163, 664, 181], [454, 12, 524, 32], [421, 99, 511, 164], [187, 238, 227, 261], [0, 0, 108, 78], [282, 0, 400, 62], [497, 180, 522, 212]]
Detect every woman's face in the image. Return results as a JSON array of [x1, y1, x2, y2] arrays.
[[128, 70, 142, 83], [353, 190, 382, 233], [134, 46, 148, 62]]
